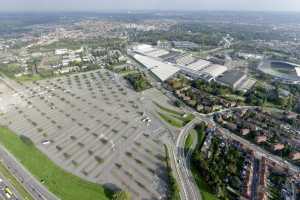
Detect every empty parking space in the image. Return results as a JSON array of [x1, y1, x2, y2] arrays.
[[0, 69, 171, 200]]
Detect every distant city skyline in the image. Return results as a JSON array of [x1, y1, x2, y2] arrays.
[[1, 0, 300, 12]]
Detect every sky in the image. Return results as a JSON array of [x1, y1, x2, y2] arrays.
[[1, 0, 300, 12]]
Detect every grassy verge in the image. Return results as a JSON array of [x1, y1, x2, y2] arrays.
[[119, 70, 139, 76], [221, 94, 245, 102], [153, 102, 184, 116], [0, 161, 34, 200], [171, 113, 195, 125], [158, 112, 184, 128], [155, 102, 195, 128], [184, 129, 196, 152], [0, 127, 112, 200], [164, 145, 180, 200]]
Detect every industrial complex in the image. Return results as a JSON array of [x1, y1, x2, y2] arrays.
[[131, 44, 255, 91]]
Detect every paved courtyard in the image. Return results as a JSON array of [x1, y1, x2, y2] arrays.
[[0, 69, 172, 200]]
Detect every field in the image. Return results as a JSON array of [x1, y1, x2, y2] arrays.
[[184, 129, 196, 151], [0, 127, 112, 200], [155, 102, 194, 128]]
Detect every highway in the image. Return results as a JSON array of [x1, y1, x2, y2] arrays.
[[0, 144, 59, 200], [0, 175, 20, 200], [0, 76, 59, 200], [172, 119, 202, 200]]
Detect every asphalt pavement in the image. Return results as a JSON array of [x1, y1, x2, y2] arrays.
[[0, 144, 58, 200]]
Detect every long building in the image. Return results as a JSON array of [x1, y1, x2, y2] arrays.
[[132, 44, 229, 82], [133, 54, 180, 82], [216, 70, 256, 91]]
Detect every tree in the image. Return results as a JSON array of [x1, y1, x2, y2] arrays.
[[173, 100, 182, 108], [112, 191, 131, 200]]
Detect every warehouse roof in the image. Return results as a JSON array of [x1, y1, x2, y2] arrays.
[[133, 54, 180, 81], [201, 64, 228, 78], [184, 59, 211, 71], [133, 54, 161, 69], [133, 44, 154, 54], [296, 67, 300, 77], [150, 65, 180, 82], [216, 70, 246, 86]]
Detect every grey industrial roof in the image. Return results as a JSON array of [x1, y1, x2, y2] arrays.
[[216, 70, 246, 85]]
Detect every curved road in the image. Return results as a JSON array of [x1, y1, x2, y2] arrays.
[[172, 119, 202, 200]]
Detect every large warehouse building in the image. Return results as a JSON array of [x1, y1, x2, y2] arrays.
[[133, 44, 170, 58], [216, 70, 256, 91], [131, 44, 229, 82], [133, 54, 180, 82]]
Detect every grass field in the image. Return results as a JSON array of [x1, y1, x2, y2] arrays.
[[0, 161, 34, 200], [158, 112, 184, 128], [153, 102, 184, 116], [0, 127, 112, 200], [155, 102, 194, 128], [185, 129, 196, 151], [222, 94, 245, 102]]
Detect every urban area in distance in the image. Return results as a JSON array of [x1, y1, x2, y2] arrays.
[[0, 1, 299, 200]]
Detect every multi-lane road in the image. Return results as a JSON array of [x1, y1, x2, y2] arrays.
[[172, 119, 202, 200], [0, 144, 58, 200]]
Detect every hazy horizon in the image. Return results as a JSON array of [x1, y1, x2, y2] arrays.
[[1, 0, 300, 12]]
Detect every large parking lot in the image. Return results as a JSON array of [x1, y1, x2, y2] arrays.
[[0, 69, 171, 200]]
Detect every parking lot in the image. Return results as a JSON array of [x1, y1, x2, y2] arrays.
[[0, 69, 171, 200]]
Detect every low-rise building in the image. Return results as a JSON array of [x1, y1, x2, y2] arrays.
[[256, 135, 267, 144], [172, 41, 200, 50], [289, 152, 300, 160], [273, 143, 285, 151], [216, 70, 247, 89], [240, 128, 250, 136]]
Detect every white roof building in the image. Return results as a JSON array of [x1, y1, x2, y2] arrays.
[[146, 49, 169, 58], [201, 64, 228, 78], [183, 59, 211, 71], [133, 54, 180, 81], [133, 54, 160, 69], [55, 49, 68, 55], [133, 44, 155, 54], [133, 44, 169, 58], [150, 64, 180, 82], [296, 67, 300, 77]]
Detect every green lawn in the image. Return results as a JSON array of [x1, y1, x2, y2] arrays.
[[171, 113, 195, 124], [185, 129, 196, 151], [15, 74, 45, 82], [155, 102, 194, 128], [158, 112, 184, 128], [0, 161, 34, 200], [0, 127, 112, 200], [153, 102, 184, 116], [221, 94, 245, 102], [119, 70, 139, 76]]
